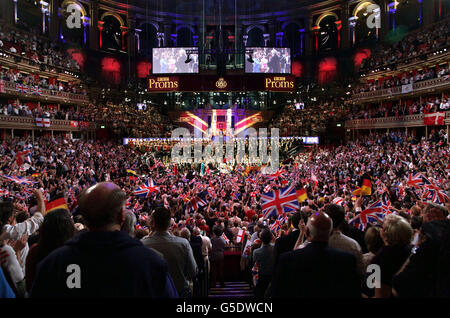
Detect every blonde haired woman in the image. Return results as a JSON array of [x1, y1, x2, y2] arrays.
[[368, 214, 413, 298]]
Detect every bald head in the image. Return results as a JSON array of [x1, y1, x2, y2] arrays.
[[79, 182, 127, 230], [306, 212, 333, 242]]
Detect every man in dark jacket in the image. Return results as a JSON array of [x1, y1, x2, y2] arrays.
[[30, 182, 178, 298], [271, 212, 361, 298]]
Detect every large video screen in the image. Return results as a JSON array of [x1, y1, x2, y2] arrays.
[[245, 47, 291, 74], [152, 47, 199, 74]]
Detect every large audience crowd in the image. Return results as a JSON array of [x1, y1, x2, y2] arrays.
[[0, 129, 448, 298], [360, 18, 450, 73]]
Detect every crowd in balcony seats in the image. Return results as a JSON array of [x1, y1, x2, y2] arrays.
[[0, 68, 87, 96], [360, 19, 450, 73], [354, 63, 450, 94], [0, 25, 80, 72], [0, 129, 448, 298], [269, 101, 348, 136], [0, 100, 174, 137], [347, 93, 450, 120]]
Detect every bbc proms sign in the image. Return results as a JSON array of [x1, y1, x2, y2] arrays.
[[148, 76, 179, 92], [146, 75, 296, 92], [264, 76, 295, 91]]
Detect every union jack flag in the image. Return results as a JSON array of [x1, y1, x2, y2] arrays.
[[270, 220, 282, 232], [406, 173, 425, 189], [422, 181, 450, 204], [2, 175, 37, 185], [133, 202, 143, 213], [133, 179, 159, 198], [29, 86, 42, 96], [246, 176, 256, 184], [349, 200, 385, 231], [186, 195, 207, 213], [381, 197, 395, 214], [16, 83, 28, 94], [266, 169, 284, 180], [0, 189, 10, 197], [261, 185, 299, 219]]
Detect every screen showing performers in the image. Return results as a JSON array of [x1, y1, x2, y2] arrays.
[[152, 47, 199, 74], [245, 47, 291, 74]]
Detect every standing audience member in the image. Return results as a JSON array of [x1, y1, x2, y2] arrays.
[[31, 182, 178, 297], [271, 212, 361, 298], [142, 207, 197, 297]]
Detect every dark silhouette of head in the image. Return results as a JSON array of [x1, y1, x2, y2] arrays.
[[78, 182, 126, 231]]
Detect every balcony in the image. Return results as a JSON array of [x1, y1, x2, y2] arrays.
[[352, 77, 450, 103], [345, 111, 450, 130], [0, 115, 96, 131], [0, 80, 89, 105]]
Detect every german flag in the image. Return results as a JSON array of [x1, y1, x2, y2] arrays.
[[296, 188, 308, 203], [126, 169, 137, 176], [352, 177, 372, 196], [45, 197, 68, 215]]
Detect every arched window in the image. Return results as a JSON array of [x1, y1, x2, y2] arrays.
[[283, 23, 302, 57], [102, 15, 122, 51], [247, 27, 264, 47], [318, 16, 338, 52]]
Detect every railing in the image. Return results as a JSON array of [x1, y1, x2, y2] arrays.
[[0, 115, 96, 131], [352, 76, 450, 102], [0, 47, 81, 77], [0, 80, 89, 104], [345, 111, 450, 129]]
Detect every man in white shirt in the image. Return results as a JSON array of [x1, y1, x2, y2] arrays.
[[0, 189, 45, 242]]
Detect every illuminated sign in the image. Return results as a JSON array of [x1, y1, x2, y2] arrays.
[[264, 76, 295, 91], [148, 76, 179, 91]]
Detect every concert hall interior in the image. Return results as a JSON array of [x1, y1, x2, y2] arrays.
[[0, 0, 449, 302]]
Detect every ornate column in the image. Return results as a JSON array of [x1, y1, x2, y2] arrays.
[[243, 34, 248, 47], [49, 0, 59, 41], [263, 33, 270, 47], [298, 28, 306, 55], [89, 1, 99, 50], [276, 32, 283, 47], [164, 23, 172, 48], [340, 0, 350, 49], [157, 32, 164, 47], [304, 14, 314, 56], [349, 17, 357, 46], [120, 25, 129, 51], [135, 28, 142, 53], [335, 20, 342, 49], [97, 21, 104, 49], [312, 26, 320, 53], [40, 2, 50, 34], [13, 0, 18, 24]]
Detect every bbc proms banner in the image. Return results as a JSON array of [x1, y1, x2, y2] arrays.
[[147, 75, 296, 92]]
